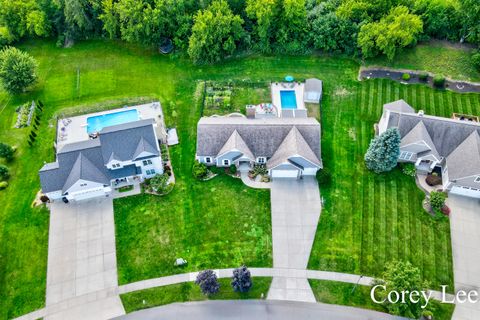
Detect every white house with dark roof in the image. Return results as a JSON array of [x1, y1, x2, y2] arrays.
[[39, 119, 163, 202], [196, 116, 322, 179], [378, 99, 480, 198]]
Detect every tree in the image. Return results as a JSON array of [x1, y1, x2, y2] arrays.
[[472, 52, 480, 71], [245, 0, 277, 53], [231, 265, 252, 293], [188, 0, 244, 63], [99, 0, 118, 39], [193, 160, 208, 179], [195, 270, 220, 295], [0, 47, 38, 94], [373, 261, 429, 318], [413, 0, 461, 41], [0, 165, 10, 181], [429, 191, 446, 213], [276, 0, 308, 53], [0, 143, 15, 162], [358, 6, 423, 60], [149, 173, 170, 193], [459, 0, 480, 45], [364, 128, 401, 173]]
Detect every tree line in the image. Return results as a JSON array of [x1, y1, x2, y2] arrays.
[[0, 0, 479, 63]]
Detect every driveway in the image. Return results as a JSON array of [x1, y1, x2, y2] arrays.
[[267, 177, 321, 302], [46, 198, 125, 320], [448, 195, 480, 320], [114, 300, 405, 320]]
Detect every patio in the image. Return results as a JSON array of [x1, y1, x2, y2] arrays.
[[270, 82, 306, 117], [56, 102, 167, 149]]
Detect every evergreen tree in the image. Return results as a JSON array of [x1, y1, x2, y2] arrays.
[[365, 128, 400, 173]]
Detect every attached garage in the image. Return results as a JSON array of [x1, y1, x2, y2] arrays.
[[450, 186, 480, 199], [70, 187, 111, 202], [271, 169, 299, 179]]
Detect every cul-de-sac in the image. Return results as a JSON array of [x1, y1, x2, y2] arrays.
[[0, 1, 480, 320]]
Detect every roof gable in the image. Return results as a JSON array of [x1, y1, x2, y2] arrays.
[[446, 131, 480, 180], [62, 152, 110, 192], [217, 130, 254, 160]]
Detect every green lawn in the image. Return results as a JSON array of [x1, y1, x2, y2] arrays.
[[120, 277, 272, 313], [0, 38, 476, 318], [309, 280, 455, 320], [365, 40, 480, 82]]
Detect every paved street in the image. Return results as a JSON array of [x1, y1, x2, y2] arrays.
[[448, 195, 480, 320], [114, 300, 405, 320], [268, 177, 321, 302], [46, 198, 125, 320]]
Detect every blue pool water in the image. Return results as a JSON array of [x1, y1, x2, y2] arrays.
[[87, 109, 139, 133], [280, 90, 297, 109]]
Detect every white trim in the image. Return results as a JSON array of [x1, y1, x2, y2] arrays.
[[222, 159, 230, 166], [257, 157, 266, 164], [289, 154, 321, 169], [475, 176, 480, 183]]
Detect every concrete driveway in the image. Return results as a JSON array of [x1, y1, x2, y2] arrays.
[[267, 177, 321, 302], [46, 198, 125, 320], [448, 195, 480, 320], [114, 300, 405, 320]]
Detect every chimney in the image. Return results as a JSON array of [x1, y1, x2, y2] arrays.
[[246, 106, 256, 119]]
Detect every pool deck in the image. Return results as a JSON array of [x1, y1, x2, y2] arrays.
[[271, 82, 306, 117], [56, 102, 166, 149]]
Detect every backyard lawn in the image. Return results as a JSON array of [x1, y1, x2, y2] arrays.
[[0, 38, 477, 317]]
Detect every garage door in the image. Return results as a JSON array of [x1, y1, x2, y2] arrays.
[[450, 186, 480, 199], [71, 188, 109, 201], [271, 169, 299, 179]]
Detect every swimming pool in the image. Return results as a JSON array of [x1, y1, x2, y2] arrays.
[[280, 90, 297, 109], [87, 109, 139, 133]]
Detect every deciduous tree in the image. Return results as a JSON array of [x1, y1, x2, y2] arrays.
[[0, 47, 38, 94]]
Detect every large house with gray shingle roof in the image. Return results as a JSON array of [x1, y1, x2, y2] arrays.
[[39, 119, 163, 202], [378, 100, 480, 198], [196, 116, 322, 179]]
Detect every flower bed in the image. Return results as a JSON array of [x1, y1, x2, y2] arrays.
[[15, 102, 36, 128]]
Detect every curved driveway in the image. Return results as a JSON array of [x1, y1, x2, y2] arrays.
[[114, 300, 406, 320]]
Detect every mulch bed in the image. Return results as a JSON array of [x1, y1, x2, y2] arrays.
[[359, 67, 480, 93]]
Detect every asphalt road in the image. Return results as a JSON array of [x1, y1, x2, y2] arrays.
[[114, 300, 406, 320]]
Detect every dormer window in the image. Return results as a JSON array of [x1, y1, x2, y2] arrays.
[[399, 151, 414, 160], [257, 157, 266, 164], [475, 176, 480, 183]]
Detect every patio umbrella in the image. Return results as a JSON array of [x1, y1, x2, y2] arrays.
[[285, 75, 294, 82]]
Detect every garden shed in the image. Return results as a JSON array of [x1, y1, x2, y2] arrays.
[[304, 78, 323, 103]]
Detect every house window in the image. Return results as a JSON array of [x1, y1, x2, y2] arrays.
[[399, 151, 414, 160], [475, 176, 480, 183], [143, 159, 153, 166], [80, 183, 87, 187], [223, 159, 230, 166], [205, 157, 212, 164], [112, 163, 121, 168], [257, 157, 266, 164], [146, 169, 156, 175]]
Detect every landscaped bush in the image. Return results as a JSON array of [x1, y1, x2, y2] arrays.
[[441, 205, 451, 216], [401, 163, 416, 177], [401, 73, 410, 81], [0, 142, 15, 161], [429, 191, 447, 213], [195, 270, 220, 296], [433, 75, 445, 88], [418, 72, 429, 81], [149, 173, 172, 194], [40, 195, 50, 203], [231, 266, 252, 293], [250, 164, 268, 178], [425, 174, 442, 186], [229, 164, 237, 175], [0, 181, 8, 190], [316, 168, 332, 185], [193, 160, 208, 179], [0, 165, 10, 181]]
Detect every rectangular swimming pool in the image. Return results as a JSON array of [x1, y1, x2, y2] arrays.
[[280, 90, 297, 109], [87, 109, 139, 133]]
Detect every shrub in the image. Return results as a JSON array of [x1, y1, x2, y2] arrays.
[[401, 163, 416, 177], [0, 181, 8, 190], [441, 205, 450, 216], [0, 165, 10, 181], [365, 128, 401, 173], [433, 75, 445, 88], [418, 72, 429, 81], [472, 52, 480, 71], [316, 168, 332, 185], [149, 173, 170, 194], [193, 160, 208, 179], [40, 195, 49, 203], [0, 142, 15, 161], [250, 164, 268, 177], [401, 73, 410, 81], [429, 191, 446, 213], [231, 265, 252, 293], [229, 164, 237, 175], [195, 270, 220, 295], [425, 174, 442, 186]]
